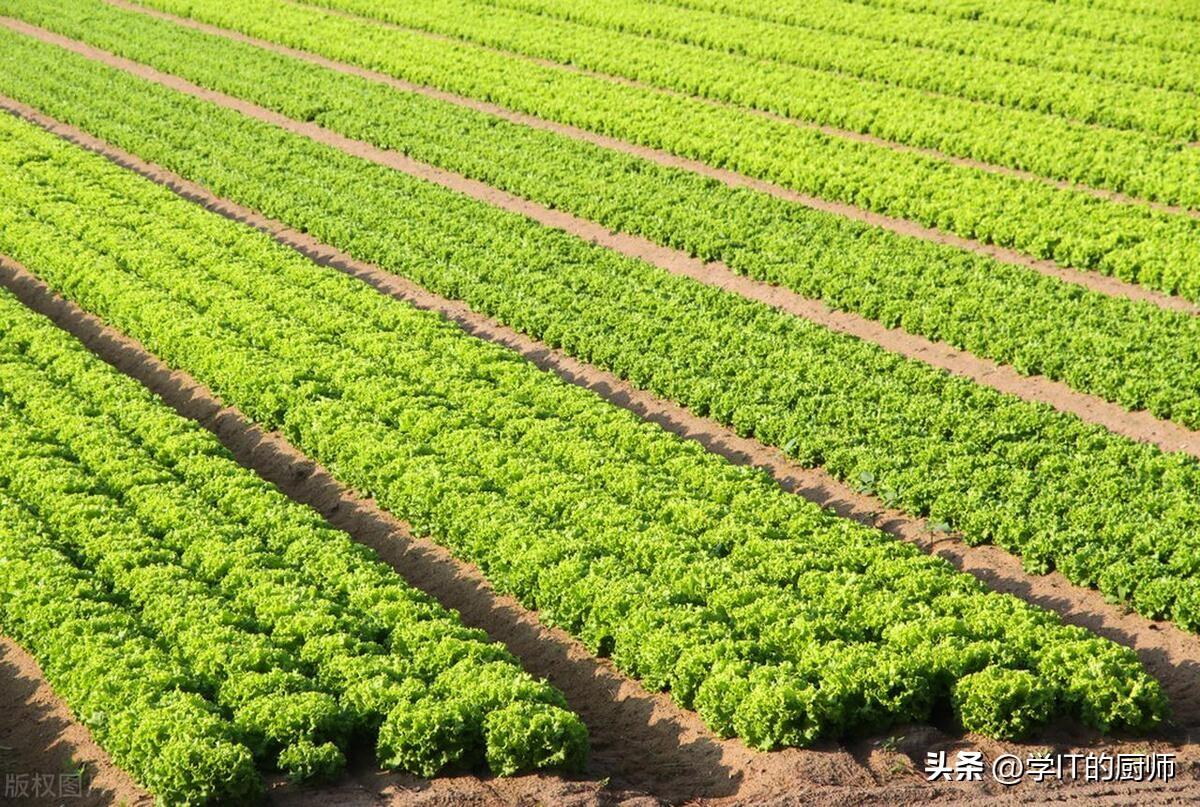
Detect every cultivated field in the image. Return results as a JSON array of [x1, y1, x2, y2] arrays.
[[1, 0, 1200, 804]]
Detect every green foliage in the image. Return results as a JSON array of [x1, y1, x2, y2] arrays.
[[694, 660, 753, 737], [4, 26, 1200, 636], [376, 699, 476, 777], [307, 0, 1200, 162], [0, 283, 584, 801], [0, 72, 1169, 763], [41, 0, 1200, 299], [483, 702, 588, 776], [230, 691, 348, 760], [474, 0, 1200, 98], [139, 731, 262, 807], [732, 677, 823, 751], [0, 506, 263, 806], [276, 740, 345, 785], [952, 668, 1053, 740], [14, 0, 1200, 430], [1037, 639, 1169, 733], [850, 0, 1200, 55]]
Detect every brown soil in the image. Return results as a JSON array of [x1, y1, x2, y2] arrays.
[[276, 0, 1200, 222], [84, 3, 1200, 315], [4, 216, 1200, 804], [3, 40, 1200, 458]]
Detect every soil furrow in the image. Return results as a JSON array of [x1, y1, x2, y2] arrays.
[[97, 1, 1200, 315], [5, 105, 1200, 741], [3, 25, 1200, 454], [271, 0, 1200, 220]]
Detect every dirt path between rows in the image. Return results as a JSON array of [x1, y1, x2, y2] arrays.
[[91, 1, 1200, 315], [271, 0, 1200, 221], [6, 97, 1200, 796], [5, 22, 1200, 459]]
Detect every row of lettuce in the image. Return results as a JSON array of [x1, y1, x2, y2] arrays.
[[295, 0, 1200, 157], [855, 0, 1200, 53], [4, 20, 1200, 433], [87, 10, 1200, 411], [1050, 0, 1200, 22], [589, 0, 1200, 94], [43, 0, 1200, 298], [0, 281, 588, 803], [7, 31, 1200, 637], [128, 0, 1200, 209], [470, 0, 1200, 96], [0, 109, 1170, 759]]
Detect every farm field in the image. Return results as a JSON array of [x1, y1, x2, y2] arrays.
[[1, 0, 1200, 804]]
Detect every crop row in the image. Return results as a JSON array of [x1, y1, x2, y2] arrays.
[[854, 0, 1200, 54], [86, 0, 1200, 298], [646, 0, 1200, 94], [280, 0, 1200, 202], [482, 0, 1200, 98], [4, 18, 1200, 433], [7, 31, 1200, 637], [0, 109, 1168, 745], [300, 0, 1200, 148], [0, 488, 263, 804], [1054, 0, 1200, 22], [0, 284, 587, 802]]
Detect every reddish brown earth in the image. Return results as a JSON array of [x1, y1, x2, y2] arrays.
[[44, 4, 1200, 315]]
